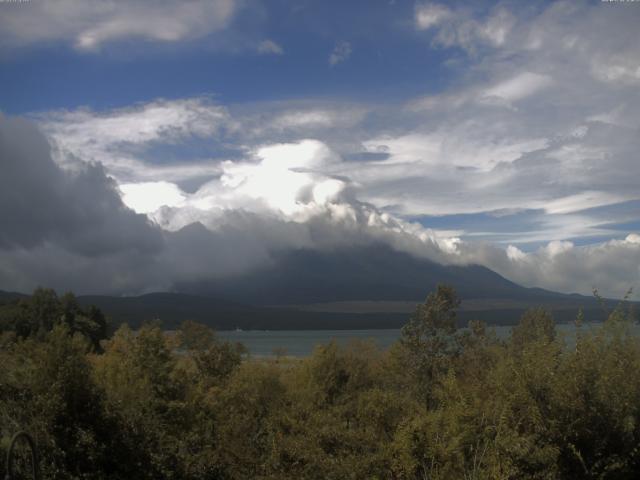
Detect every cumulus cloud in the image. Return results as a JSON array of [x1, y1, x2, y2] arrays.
[[0, 0, 237, 51], [0, 114, 163, 288], [475, 235, 640, 298], [329, 41, 352, 66], [178, 140, 344, 218], [119, 182, 187, 214]]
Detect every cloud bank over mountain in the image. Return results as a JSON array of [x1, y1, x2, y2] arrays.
[[1, 111, 639, 298]]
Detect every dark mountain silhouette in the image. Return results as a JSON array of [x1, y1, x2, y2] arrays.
[[177, 244, 577, 305], [0, 290, 28, 302]]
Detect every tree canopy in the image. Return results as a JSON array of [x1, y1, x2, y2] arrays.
[[1, 285, 640, 479]]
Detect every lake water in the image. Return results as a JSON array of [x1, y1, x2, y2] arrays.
[[218, 323, 639, 357]]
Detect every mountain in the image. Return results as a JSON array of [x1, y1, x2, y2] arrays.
[[177, 244, 579, 305], [0, 290, 28, 302], [1, 245, 618, 330]]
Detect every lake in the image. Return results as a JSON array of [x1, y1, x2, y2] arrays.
[[218, 322, 639, 357]]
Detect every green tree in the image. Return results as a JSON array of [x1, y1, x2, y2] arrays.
[[400, 285, 461, 400], [0, 288, 108, 349], [511, 307, 556, 351], [0, 325, 122, 479]]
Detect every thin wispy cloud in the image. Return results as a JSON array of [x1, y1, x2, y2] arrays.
[[414, 2, 516, 52], [257, 39, 284, 55], [329, 41, 352, 66], [414, 3, 451, 30], [0, 0, 238, 51], [36, 98, 230, 182]]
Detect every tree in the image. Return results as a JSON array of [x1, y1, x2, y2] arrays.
[[400, 285, 461, 398], [179, 320, 216, 351], [0, 325, 122, 478], [511, 307, 556, 351], [0, 288, 109, 349]]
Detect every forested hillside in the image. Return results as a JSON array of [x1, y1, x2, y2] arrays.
[[1, 286, 640, 479]]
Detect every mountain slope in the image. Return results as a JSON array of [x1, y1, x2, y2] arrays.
[[178, 244, 577, 305]]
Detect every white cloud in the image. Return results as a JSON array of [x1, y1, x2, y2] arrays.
[[591, 56, 640, 85], [626, 233, 640, 245], [40, 98, 228, 147], [415, 3, 516, 53], [273, 110, 346, 129], [478, 235, 640, 297], [0, 0, 237, 52], [257, 39, 284, 55], [382, 2, 640, 228], [36, 98, 375, 188], [329, 41, 352, 66], [482, 72, 552, 103], [37, 98, 230, 182], [588, 106, 629, 127], [414, 3, 451, 30], [409, 72, 553, 111], [239, 103, 370, 140], [168, 140, 344, 219], [119, 182, 187, 214], [536, 191, 632, 215], [478, 8, 516, 47], [362, 132, 547, 172]]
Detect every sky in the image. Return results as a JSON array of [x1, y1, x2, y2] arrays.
[[0, 0, 639, 298]]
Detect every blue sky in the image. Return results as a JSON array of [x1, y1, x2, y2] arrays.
[[0, 0, 457, 112], [0, 0, 639, 296]]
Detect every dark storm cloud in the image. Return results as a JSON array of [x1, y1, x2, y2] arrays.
[[0, 114, 164, 255]]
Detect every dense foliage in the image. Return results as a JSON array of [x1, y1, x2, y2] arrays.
[[1, 286, 640, 479]]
